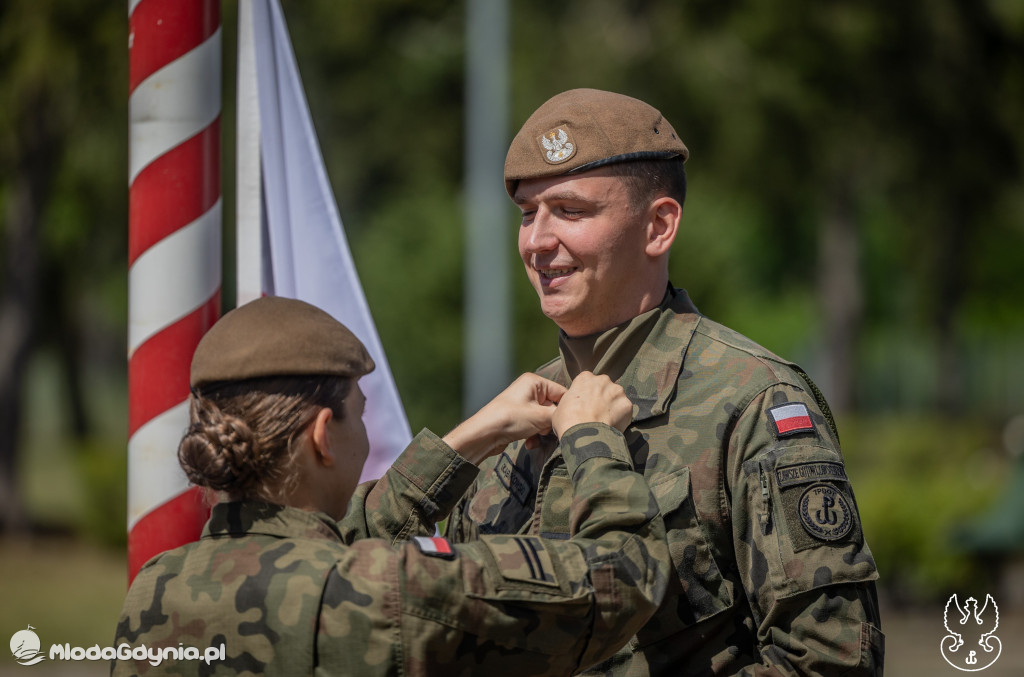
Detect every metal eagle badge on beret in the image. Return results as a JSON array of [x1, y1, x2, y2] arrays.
[[539, 127, 576, 164], [798, 483, 854, 541]]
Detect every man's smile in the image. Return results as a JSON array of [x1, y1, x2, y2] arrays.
[[535, 265, 578, 288]]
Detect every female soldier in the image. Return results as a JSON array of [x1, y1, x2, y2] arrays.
[[112, 297, 668, 676]]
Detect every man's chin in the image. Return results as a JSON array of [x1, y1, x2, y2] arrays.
[[540, 304, 586, 335], [540, 302, 568, 323]]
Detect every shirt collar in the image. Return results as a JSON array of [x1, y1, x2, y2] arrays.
[[559, 293, 666, 383], [555, 286, 701, 423], [202, 500, 344, 543]]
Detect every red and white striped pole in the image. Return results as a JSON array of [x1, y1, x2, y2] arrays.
[[127, 0, 221, 582]]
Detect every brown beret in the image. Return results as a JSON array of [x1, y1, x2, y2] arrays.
[[504, 88, 689, 197], [190, 296, 375, 388]]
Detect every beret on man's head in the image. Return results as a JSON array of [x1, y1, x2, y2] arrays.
[[504, 88, 689, 197], [190, 296, 375, 389]]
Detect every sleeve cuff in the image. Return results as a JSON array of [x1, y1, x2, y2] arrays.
[[559, 423, 633, 478], [391, 429, 480, 516]]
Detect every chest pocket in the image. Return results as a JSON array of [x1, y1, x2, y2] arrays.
[[633, 466, 734, 648]]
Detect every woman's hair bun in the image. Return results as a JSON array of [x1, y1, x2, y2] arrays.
[[178, 400, 264, 495]]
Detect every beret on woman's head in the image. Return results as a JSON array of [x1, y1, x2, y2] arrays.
[[190, 297, 375, 389]]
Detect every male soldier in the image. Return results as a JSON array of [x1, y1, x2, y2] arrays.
[[445, 89, 884, 675]]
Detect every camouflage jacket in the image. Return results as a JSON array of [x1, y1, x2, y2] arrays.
[[112, 426, 669, 676], [445, 288, 885, 676]]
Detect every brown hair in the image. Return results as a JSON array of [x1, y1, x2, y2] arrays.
[[609, 157, 687, 216], [177, 375, 352, 503]]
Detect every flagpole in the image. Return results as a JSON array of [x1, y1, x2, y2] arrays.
[[464, 0, 511, 415], [236, 0, 264, 306], [127, 0, 221, 582]]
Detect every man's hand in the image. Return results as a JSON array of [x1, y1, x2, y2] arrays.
[[552, 371, 633, 439], [443, 374, 566, 465]]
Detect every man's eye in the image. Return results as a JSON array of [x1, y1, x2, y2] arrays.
[[561, 207, 584, 218], [520, 210, 536, 222]]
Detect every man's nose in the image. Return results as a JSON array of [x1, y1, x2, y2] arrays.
[[523, 210, 558, 253]]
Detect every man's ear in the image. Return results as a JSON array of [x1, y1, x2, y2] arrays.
[[645, 196, 681, 258], [309, 407, 336, 467]]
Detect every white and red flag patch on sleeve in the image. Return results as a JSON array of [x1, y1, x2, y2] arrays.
[[413, 536, 457, 559], [768, 403, 816, 437]]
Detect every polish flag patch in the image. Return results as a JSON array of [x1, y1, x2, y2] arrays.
[[768, 403, 815, 438], [413, 536, 457, 559]]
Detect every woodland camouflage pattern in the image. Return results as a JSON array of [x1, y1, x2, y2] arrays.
[[112, 426, 669, 676], [446, 288, 885, 676]]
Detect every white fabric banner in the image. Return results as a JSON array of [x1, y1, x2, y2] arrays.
[[240, 0, 412, 481]]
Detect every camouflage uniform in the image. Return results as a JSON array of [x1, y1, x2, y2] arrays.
[[112, 427, 670, 677], [446, 288, 885, 675]]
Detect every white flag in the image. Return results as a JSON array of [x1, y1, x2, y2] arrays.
[[237, 0, 411, 481]]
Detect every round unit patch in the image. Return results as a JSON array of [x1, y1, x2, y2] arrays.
[[798, 483, 853, 541]]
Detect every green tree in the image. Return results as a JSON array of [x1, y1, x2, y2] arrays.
[[507, 0, 1024, 413], [0, 0, 126, 531], [276, 0, 1024, 430]]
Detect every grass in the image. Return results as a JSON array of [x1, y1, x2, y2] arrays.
[[0, 353, 128, 674], [0, 537, 126, 674]]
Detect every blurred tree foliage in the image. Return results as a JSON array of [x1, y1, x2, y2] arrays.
[[1, 0, 126, 530], [1, 0, 1023, 598], [841, 414, 1009, 601], [272, 0, 1024, 433]]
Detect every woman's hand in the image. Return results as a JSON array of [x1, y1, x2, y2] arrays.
[[551, 371, 633, 439], [443, 374, 566, 465]]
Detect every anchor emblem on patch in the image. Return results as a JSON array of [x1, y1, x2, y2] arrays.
[[798, 483, 853, 541], [539, 127, 576, 164]]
